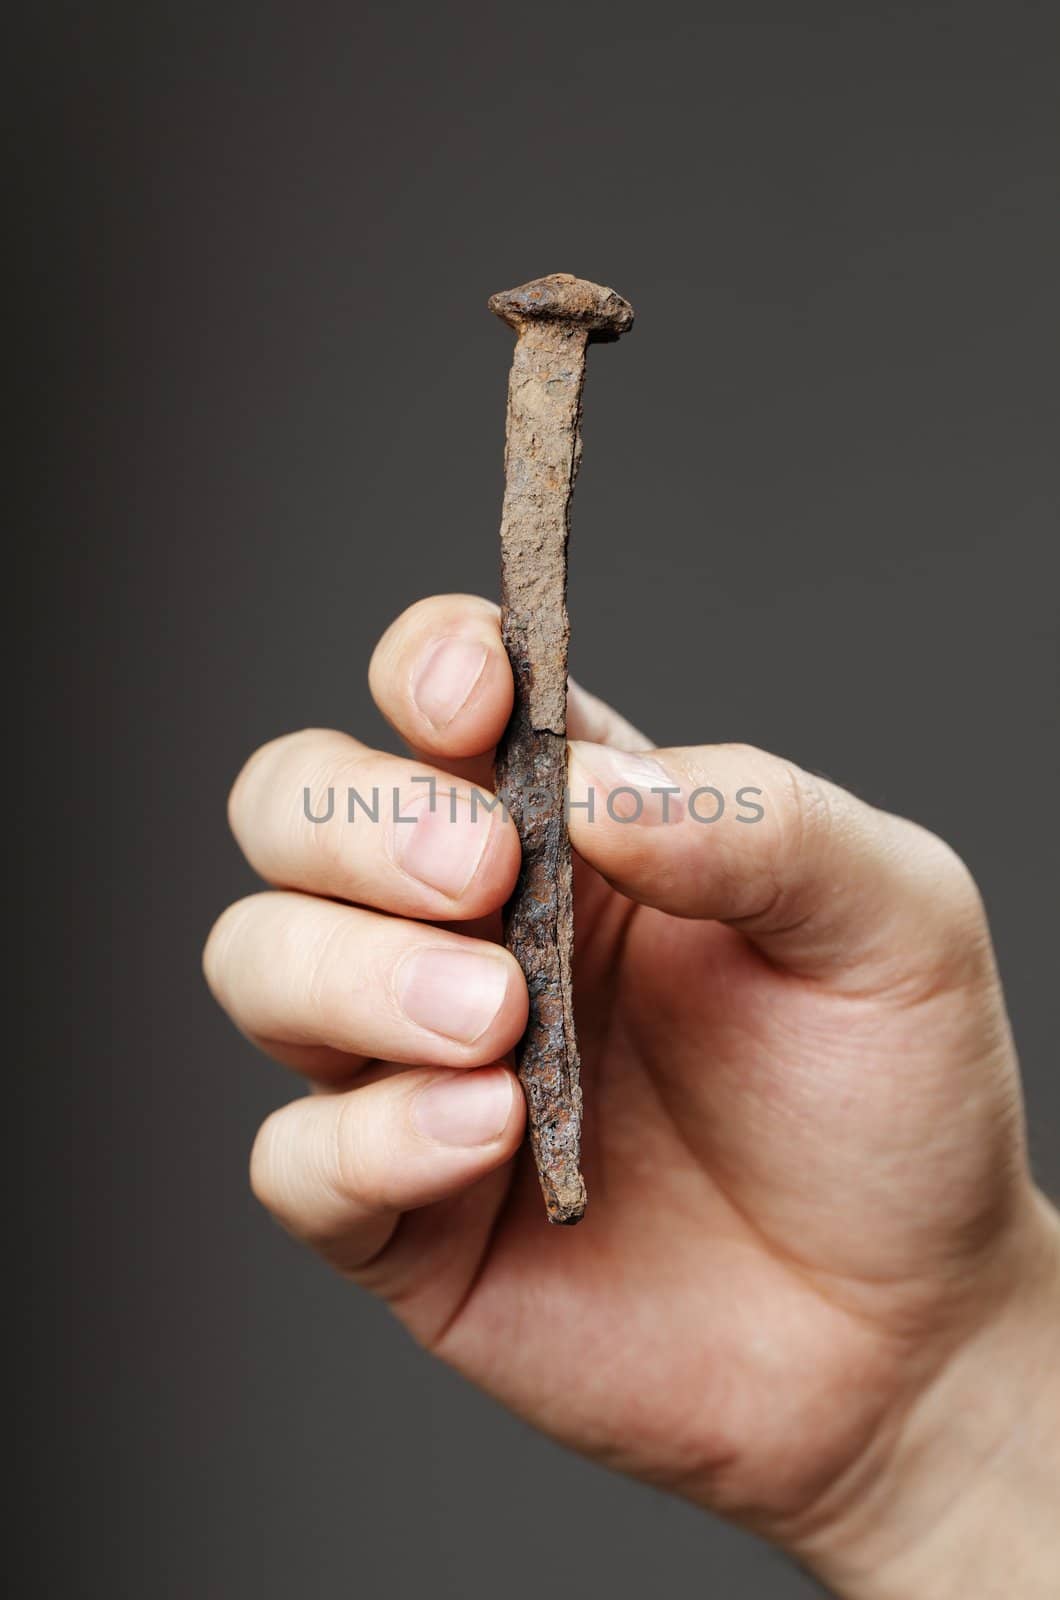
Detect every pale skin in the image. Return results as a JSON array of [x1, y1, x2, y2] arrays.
[[204, 593, 1060, 1596]]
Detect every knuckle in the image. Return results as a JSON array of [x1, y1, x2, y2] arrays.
[[248, 1107, 288, 1215], [781, 763, 835, 860], [332, 1093, 389, 1214], [300, 915, 360, 1040], [233, 729, 376, 891], [202, 896, 257, 1000], [739, 759, 838, 932], [300, 749, 375, 882], [914, 826, 986, 924], [769, 761, 834, 893], [228, 729, 341, 840], [227, 739, 277, 838], [715, 739, 766, 765]]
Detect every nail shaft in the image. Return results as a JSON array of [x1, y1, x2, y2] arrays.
[[489, 274, 633, 1224]]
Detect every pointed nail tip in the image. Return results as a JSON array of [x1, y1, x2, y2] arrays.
[[545, 1179, 588, 1225]]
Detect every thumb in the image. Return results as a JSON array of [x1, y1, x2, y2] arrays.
[[567, 740, 988, 989]]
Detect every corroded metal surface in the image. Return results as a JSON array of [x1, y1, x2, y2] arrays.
[[490, 273, 634, 1224]]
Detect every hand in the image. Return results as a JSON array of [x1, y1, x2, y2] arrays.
[[204, 594, 1060, 1596]]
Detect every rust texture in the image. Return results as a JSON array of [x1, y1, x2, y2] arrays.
[[489, 273, 634, 1224]]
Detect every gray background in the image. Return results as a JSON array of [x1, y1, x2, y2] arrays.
[[18, 4, 1059, 1596]]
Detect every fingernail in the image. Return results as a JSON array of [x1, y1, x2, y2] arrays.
[[392, 791, 494, 898], [412, 638, 488, 729], [412, 1068, 514, 1147], [568, 741, 684, 825], [395, 949, 509, 1043]]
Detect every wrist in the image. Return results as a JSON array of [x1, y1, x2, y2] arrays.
[[802, 1191, 1060, 1600]]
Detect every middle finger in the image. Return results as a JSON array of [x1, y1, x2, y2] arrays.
[[204, 890, 528, 1068], [228, 728, 519, 920]]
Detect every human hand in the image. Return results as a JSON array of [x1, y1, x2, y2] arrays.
[[204, 594, 1060, 1597]]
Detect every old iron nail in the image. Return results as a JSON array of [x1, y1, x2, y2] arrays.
[[489, 272, 634, 1224]]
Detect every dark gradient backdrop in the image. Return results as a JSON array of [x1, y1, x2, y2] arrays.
[[17, 5, 1059, 1596]]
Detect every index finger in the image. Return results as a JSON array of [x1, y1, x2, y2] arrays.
[[368, 594, 649, 773]]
